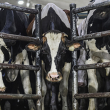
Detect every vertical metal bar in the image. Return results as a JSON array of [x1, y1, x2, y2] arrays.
[[35, 4, 42, 110], [70, 4, 78, 110]]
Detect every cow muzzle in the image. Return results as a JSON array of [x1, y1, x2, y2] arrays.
[[46, 72, 62, 82]]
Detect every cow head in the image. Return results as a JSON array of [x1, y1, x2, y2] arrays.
[[87, 6, 110, 51], [26, 30, 81, 82]]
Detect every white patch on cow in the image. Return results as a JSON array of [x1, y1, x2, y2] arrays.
[[45, 32, 62, 74], [90, 23, 93, 27], [32, 3, 70, 33], [0, 38, 7, 47], [59, 62, 71, 110], [0, 49, 5, 91]]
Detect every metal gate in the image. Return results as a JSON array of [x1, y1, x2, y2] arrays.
[[0, 2, 42, 109], [70, 1, 110, 110]]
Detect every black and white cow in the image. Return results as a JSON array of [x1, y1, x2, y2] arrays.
[[78, 0, 110, 110], [26, 3, 81, 110], [0, 4, 36, 110]]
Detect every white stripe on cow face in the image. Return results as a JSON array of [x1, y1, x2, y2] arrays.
[[45, 32, 62, 74]]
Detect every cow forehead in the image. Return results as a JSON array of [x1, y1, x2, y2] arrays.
[[45, 32, 62, 49]]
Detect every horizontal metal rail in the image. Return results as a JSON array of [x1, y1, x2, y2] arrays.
[[0, 63, 39, 71], [0, 32, 40, 42], [74, 92, 110, 99], [0, 94, 41, 100], [75, 62, 110, 70], [74, 30, 110, 41], [73, 0, 110, 13], [0, 3, 38, 14]]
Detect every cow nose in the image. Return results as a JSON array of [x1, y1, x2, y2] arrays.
[[78, 82, 85, 87], [46, 72, 62, 82], [49, 72, 59, 79]]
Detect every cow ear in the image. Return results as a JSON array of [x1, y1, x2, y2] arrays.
[[25, 42, 41, 52], [66, 40, 81, 51]]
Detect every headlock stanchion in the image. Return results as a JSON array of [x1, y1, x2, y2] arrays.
[[70, 0, 110, 110], [0, 3, 42, 101], [0, 3, 38, 14], [70, 4, 78, 110], [35, 4, 42, 110]]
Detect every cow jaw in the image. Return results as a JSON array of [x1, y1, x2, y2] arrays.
[[45, 32, 63, 82]]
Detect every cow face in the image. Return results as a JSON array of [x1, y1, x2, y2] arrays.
[[87, 6, 110, 50], [26, 30, 81, 82]]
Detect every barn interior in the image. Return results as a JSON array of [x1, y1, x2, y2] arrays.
[[0, 0, 89, 25]]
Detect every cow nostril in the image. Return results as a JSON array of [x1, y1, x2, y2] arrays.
[[57, 75, 59, 78]]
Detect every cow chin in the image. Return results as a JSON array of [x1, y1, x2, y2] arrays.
[[46, 72, 62, 82]]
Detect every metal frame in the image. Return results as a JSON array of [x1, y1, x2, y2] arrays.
[[0, 3, 42, 100], [70, 1, 110, 110]]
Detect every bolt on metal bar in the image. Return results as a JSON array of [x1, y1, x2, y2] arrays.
[[70, 4, 78, 110], [0, 32, 40, 42], [0, 94, 41, 100], [73, 0, 110, 13], [0, 63, 39, 71], [74, 92, 110, 99], [75, 62, 110, 70], [35, 4, 42, 110], [74, 30, 110, 41], [0, 3, 38, 14]]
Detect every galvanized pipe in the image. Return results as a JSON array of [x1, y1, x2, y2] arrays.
[[0, 3, 38, 14], [0, 94, 41, 100], [75, 62, 110, 70], [74, 92, 110, 99], [0, 32, 40, 42], [70, 4, 78, 110], [73, 0, 110, 13], [74, 30, 110, 41], [0, 63, 39, 71], [35, 4, 42, 110]]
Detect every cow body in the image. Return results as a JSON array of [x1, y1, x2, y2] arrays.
[[78, 0, 110, 110], [27, 3, 81, 110], [0, 6, 37, 110]]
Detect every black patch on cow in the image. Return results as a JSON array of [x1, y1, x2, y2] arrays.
[[87, 6, 110, 53], [41, 41, 52, 73], [1, 46, 10, 61], [41, 7, 70, 40]]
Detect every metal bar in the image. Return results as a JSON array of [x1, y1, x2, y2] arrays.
[[74, 30, 110, 41], [0, 32, 40, 42], [35, 4, 42, 110], [73, 0, 110, 13], [0, 94, 41, 100], [0, 63, 39, 71], [75, 62, 110, 70], [0, 3, 38, 14], [74, 92, 110, 99], [70, 4, 78, 110]]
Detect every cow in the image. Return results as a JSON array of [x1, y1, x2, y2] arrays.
[[78, 0, 110, 110], [26, 3, 81, 110], [0, 4, 36, 110]]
